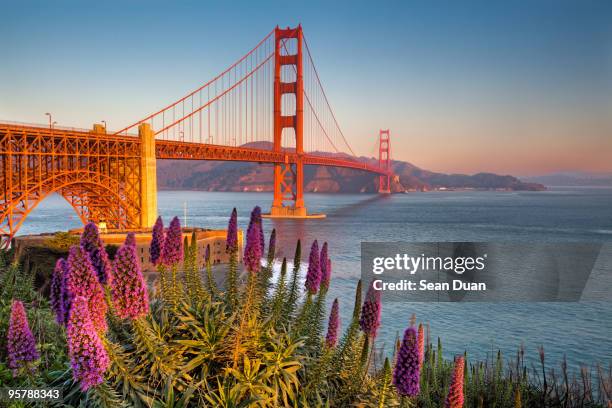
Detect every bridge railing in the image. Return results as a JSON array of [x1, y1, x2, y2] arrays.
[[0, 120, 140, 137]]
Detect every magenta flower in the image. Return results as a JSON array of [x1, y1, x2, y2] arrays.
[[359, 282, 381, 338], [7, 300, 39, 372], [323, 258, 332, 288], [247, 206, 264, 255], [124, 232, 136, 248], [51, 258, 68, 324], [161, 216, 183, 266], [325, 298, 340, 348], [320, 242, 331, 288], [320, 242, 328, 281], [393, 326, 420, 397], [150, 216, 165, 265], [243, 218, 262, 273], [445, 356, 465, 408], [111, 243, 149, 320], [80, 222, 112, 285], [67, 246, 108, 333], [226, 208, 238, 253], [67, 296, 110, 390], [304, 240, 321, 294]]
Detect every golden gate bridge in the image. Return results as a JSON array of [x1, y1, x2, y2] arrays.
[[0, 25, 393, 246]]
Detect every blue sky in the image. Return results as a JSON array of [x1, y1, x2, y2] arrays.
[[1, 0, 611, 175]]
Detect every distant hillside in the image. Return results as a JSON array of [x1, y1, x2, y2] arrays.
[[522, 172, 612, 187], [157, 142, 545, 192]]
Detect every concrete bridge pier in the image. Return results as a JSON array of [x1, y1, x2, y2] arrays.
[[138, 123, 158, 228]]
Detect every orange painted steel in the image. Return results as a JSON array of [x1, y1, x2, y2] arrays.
[[156, 139, 389, 175], [0, 26, 395, 243], [378, 129, 392, 193], [1, 122, 390, 243], [0, 124, 142, 244], [272, 25, 305, 214]]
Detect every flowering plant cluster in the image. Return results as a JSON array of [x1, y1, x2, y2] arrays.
[[3, 206, 584, 407], [243, 215, 262, 273], [6, 300, 39, 373], [325, 298, 340, 348], [111, 243, 149, 320], [359, 282, 381, 338], [150, 216, 165, 265], [160, 216, 183, 266], [226, 208, 238, 253], [393, 326, 420, 397], [66, 296, 110, 390], [80, 222, 112, 284], [304, 240, 321, 294], [66, 246, 108, 333]]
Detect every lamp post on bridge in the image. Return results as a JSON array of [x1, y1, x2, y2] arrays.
[[52, 121, 57, 130], [45, 112, 52, 129], [101, 120, 107, 131]]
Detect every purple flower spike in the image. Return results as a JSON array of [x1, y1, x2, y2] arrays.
[[324, 258, 332, 288], [51, 258, 68, 324], [111, 244, 149, 320], [325, 298, 340, 348], [305, 240, 321, 294], [67, 296, 110, 391], [320, 242, 330, 288], [247, 206, 264, 255], [393, 326, 421, 397], [243, 219, 262, 273], [67, 246, 108, 333], [150, 216, 164, 265], [124, 232, 136, 248], [205, 244, 211, 263], [226, 208, 238, 253], [7, 300, 39, 372], [80, 222, 112, 285], [161, 216, 183, 266], [359, 282, 381, 338]]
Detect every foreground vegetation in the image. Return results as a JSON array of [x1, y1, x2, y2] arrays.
[[1, 209, 611, 407]]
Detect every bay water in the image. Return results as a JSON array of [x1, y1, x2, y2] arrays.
[[19, 187, 612, 371]]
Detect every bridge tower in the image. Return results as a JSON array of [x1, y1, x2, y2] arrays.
[[378, 129, 392, 193], [269, 25, 307, 218]]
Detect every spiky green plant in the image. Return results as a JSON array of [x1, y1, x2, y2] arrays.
[[183, 231, 205, 302], [204, 244, 218, 298], [283, 239, 301, 323], [270, 257, 288, 326], [226, 251, 239, 312], [3, 216, 612, 408]]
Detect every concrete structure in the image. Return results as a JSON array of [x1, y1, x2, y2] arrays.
[[97, 228, 242, 272], [138, 124, 158, 228], [12, 227, 243, 273]]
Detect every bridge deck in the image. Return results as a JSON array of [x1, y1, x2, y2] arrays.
[[0, 123, 390, 176]]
